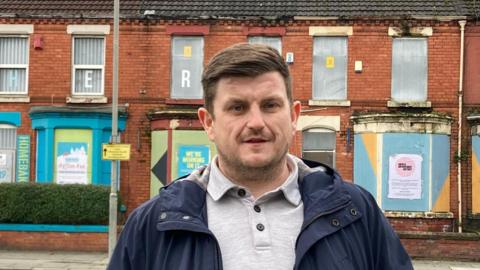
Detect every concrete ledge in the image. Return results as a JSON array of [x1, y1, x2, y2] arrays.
[[385, 211, 454, 219], [66, 96, 108, 104], [0, 96, 30, 103], [399, 231, 480, 240], [387, 100, 432, 108], [308, 99, 351, 107], [0, 224, 108, 233]]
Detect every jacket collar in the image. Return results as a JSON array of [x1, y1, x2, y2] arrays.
[[156, 156, 351, 231]]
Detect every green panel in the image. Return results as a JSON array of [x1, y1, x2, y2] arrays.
[[171, 130, 217, 180], [53, 129, 92, 184], [150, 130, 168, 198]]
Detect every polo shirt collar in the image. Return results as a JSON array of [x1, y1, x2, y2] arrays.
[[207, 154, 301, 206]]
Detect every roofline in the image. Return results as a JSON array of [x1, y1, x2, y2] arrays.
[[0, 13, 468, 22], [295, 15, 468, 21]]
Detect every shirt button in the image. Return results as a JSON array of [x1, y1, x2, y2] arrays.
[[237, 189, 246, 197], [253, 205, 261, 213], [256, 223, 265, 231]]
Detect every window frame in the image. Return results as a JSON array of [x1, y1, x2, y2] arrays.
[[311, 36, 348, 101], [170, 36, 204, 99], [248, 36, 282, 54], [301, 127, 337, 168], [71, 35, 106, 96], [391, 37, 428, 103], [0, 35, 29, 95]]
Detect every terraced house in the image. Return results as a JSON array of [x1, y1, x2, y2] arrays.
[[0, 0, 479, 259]]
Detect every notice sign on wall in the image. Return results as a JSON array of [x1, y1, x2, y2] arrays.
[[388, 154, 423, 199], [56, 142, 88, 184], [177, 145, 210, 177]]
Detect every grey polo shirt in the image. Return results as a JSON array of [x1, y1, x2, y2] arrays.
[[206, 155, 304, 270]]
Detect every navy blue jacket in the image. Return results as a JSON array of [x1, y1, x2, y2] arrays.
[[108, 160, 413, 270]]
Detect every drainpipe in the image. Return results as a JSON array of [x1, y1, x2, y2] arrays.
[[457, 20, 466, 233]]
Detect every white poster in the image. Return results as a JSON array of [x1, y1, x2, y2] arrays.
[[56, 142, 88, 184], [0, 154, 6, 166], [388, 154, 422, 199]]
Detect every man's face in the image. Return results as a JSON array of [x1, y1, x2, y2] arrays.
[[198, 71, 301, 172]]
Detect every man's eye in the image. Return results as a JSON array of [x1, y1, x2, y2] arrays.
[[264, 102, 279, 110], [230, 105, 244, 112]]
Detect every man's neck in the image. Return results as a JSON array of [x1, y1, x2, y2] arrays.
[[216, 157, 291, 198]]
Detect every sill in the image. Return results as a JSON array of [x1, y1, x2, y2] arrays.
[[308, 99, 351, 107], [387, 100, 431, 108], [67, 96, 108, 104], [0, 95, 30, 103], [384, 211, 454, 219], [165, 98, 204, 105]]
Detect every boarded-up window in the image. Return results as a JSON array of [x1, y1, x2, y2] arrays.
[[312, 37, 347, 100], [302, 128, 336, 168], [73, 37, 105, 95], [391, 38, 427, 102], [0, 36, 28, 94], [248, 36, 282, 54], [0, 124, 17, 183], [171, 37, 203, 99]]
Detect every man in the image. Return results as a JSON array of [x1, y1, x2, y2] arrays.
[[108, 43, 413, 270]]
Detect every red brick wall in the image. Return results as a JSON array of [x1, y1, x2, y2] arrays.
[[0, 19, 463, 222], [0, 231, 107, 252], [400, 232, 480, 261]]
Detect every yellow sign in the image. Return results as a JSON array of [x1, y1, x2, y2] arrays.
[[183, 46, 192, 58], [102, 144, 131, 160], [326, 56, 335, 69]]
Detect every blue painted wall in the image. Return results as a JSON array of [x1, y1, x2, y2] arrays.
[[431, 134, 450, 206], [30, 112, 126, 185], [0, 112, 21, 126], [353, 134, 377, 199], [382, 133, 430, 211]]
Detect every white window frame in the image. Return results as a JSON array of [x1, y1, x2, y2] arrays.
[[390, 37, 428, 103], [302, 127, 336, 168], [0, 35, 29, 95], [71, 36, 106, 96], [248, 36, 282, 54], [170, 36, 204, 99]]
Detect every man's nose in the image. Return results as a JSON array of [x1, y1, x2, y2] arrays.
[[246, 106, 266, 130]]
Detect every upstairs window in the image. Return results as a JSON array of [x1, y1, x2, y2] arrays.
[[72, 36, 105, 95], [302, 128, 336, 168], [312, 37, 347, 100], [171, 36, 203, 99], [248, 36, 282, 54], [391, 38, 428, 102], [0, 36, 28, 94]]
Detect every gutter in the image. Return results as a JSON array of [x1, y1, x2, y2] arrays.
[[457, 20, 466, 233]]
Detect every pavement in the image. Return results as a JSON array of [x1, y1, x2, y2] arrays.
[[0, 250, 480, 270]]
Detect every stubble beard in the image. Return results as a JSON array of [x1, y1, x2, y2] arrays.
[[216, 143, 290, 184]]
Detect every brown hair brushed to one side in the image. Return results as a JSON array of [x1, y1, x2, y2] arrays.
[[201, 43, 293, 116]]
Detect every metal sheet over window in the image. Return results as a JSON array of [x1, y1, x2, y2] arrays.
[[0, 37, 28, 93], [248, 36, 282, 54], [73, 37, 104, 94], [312, 37, 347, 100], [0, 125, 17, 149], [391, 38, 427, 102], [171, 37, 204, 99], [302, 128, 336, 168]]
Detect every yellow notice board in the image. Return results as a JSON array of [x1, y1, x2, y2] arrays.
[[326, 56, 335, 69], [102, 144, 131, 160]]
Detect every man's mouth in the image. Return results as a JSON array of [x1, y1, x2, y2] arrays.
[[245, 138, 268, 143]]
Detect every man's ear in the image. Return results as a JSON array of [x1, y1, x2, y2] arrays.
[[198, 107, 215, 141], [290, 101, 301, 134]]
